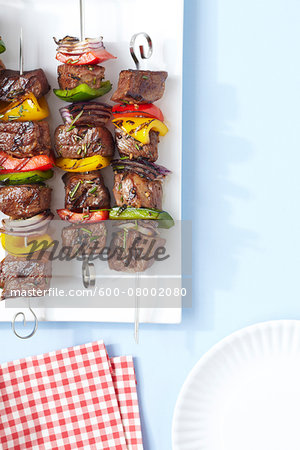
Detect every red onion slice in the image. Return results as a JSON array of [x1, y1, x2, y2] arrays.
[[0, 224, 50, 237], [60, 102, 112, 127], [2, 211, 53, 233], [53, 35, 116, 60], [111, 158, 171, 180]]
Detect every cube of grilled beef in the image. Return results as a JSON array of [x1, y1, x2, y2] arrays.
[[115, 128, 159, 162], [0, 184, 52, 219], [0, 120, 51, 158], [113, 172, 162, 209], [58, 64, 105, 90], [111, 70, 168, 104], [60, 102, 112, 127], [0, 60, 5, 72], [0, 252, 52, 299], [108, 226, 166, 272], [55, 124, 114, 159], [0, 69, 50, 101], [62, 222, 107, 257], [63, 172, 110, 212]]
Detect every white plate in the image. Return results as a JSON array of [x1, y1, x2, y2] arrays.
[[0, 0, 184, 324], [172, 320, 300, 449]]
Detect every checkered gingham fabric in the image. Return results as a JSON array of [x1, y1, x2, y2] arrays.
[[0, 341, 144, 450], [111, 357, 143, 450]]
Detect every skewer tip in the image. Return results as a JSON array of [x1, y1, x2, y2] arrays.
[[19, 27, 23, 76]]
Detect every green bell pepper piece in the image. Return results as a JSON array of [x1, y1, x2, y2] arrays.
[[109, 207, 175, 229], [53, 81, 112, 102], [0, 38, 5, 54], [0, 169, 53, 185]]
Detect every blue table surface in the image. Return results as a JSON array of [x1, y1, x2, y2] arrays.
[[2, 0, 300, 448]]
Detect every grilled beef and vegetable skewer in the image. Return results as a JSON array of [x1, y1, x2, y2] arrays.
[[110, 69, 172, 223], [54, 33, 115, 229], [108, 67, 173, 271], [0, 40, 53, 299], [0, 54, 54, 181]]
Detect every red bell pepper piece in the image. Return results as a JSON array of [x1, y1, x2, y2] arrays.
[[0, 152, 54, 173], [56, 49, 116, 65], [112, 103, 164, 122], [57, 209, 109, 223]]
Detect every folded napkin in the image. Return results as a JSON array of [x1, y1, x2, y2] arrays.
[[0, 341, 143, 450], [111, 357, 143, 449]]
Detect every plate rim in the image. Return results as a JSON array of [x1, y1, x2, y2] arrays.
[[172, 319, 300, 448]]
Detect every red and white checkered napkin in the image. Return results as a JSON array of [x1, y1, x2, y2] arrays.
[[0, 341, 143, 450], [111, 357, 143, 450]]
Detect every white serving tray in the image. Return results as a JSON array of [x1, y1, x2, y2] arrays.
[[0, 0, 183, 324]]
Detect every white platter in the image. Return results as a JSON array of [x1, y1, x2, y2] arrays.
[[0, 0, 184, 324], [172, 320, 300, 449]]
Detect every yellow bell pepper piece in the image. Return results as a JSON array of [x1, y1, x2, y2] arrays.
[[55, 155, 111, 172], [112, 117, 168, 145], [1, 233, 54, 256], [0, 93, 49, 122]]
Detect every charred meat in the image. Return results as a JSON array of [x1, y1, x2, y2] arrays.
[[0, 252, 52, 299], [113, 172, 162, 209], [112, 158, 170, 209], [108, 225, 166, 273], [63, 171, 110, 212], [60, 102, 112, 127], [111, 70, 168, 104], [0, 184, 52, 219], [0, 120, 51, 158], [0, 69, 50, 101], [62, 222, 107, 257], [115, 128, 159, 162], [55, 124, 114, 159], [58, 64, 105, 90]]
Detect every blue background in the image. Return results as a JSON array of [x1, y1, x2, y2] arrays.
[[2, 0, 300, 448]]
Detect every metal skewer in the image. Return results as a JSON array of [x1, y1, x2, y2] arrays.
[[79, 0, 85, 42], [130, 32, 153, 343], [134, 272, 140, 344], [82, 257, 96, 288], [11, 29, 38, 339], [12, 306, 38, 340], [130, 32, 153, 70], [77, 0, 96, 290], [19, 27, 23, 76], [20, 29, 26, 251]]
